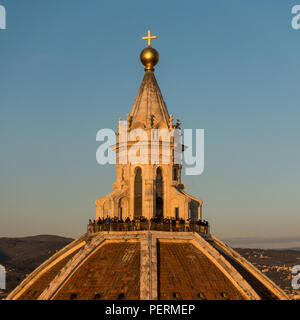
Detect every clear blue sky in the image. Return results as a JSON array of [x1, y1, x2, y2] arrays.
[[0, 1, 299, 242]]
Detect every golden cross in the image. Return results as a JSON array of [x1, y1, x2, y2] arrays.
[[142, 30, 157, 47]]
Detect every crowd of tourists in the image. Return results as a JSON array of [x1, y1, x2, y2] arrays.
[[88, 215, 209, 233]]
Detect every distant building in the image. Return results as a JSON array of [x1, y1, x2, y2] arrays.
[[6, 32, 288, 300]]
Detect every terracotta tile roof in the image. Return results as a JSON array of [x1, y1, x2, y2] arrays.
[[18, 248, 80, 300], [157, 242, 245, 300], [53, 242, 140, 300]]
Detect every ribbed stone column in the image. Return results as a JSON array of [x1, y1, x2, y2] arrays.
[[140, 231, 158, 300]]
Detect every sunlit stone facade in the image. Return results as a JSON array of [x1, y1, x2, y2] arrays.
[[95, 56, 202, 221]]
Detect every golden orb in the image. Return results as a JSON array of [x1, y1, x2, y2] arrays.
[[140, 47, 159, 71]]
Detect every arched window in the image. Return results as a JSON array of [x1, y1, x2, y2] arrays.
[[134, 167, 142, 217], [175, 207, 179, 219], [119, 198, 127, 220], [189, 201, 199, 222], [173, 166, 178, 181], [155, 168, 163, 217]]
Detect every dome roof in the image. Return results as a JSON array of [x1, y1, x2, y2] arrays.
[[6, 231, 288, 300]]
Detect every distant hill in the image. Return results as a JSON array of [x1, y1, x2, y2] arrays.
[[0, 235, 73, 298], [236, 248, 300, 300]]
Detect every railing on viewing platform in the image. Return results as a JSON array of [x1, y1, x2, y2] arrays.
[[87, 221, 209, 235]]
